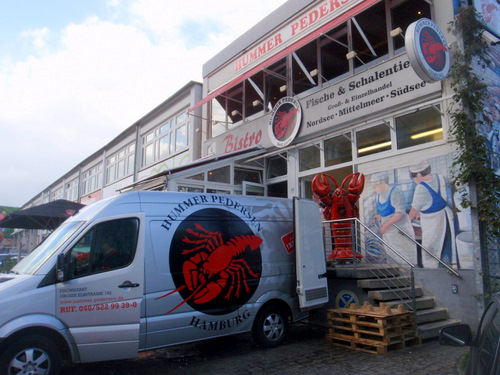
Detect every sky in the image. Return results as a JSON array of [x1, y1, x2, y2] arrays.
[[0, 0, 288, 208]]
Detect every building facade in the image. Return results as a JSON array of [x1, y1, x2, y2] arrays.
[[181, 0, 499, 325]]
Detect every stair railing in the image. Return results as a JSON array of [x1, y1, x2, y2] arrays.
[[392, 224, 461, 278], [323, 218, 420, 315]]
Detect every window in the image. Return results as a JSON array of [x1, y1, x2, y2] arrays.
[[67, 218, 139, 278], [234, 168, 262, 185], [325, 135, 352, 166], [207, 166, 230, 183], [141, 111, 189, 168], [293, 41, 318, 95], [65, 178, 79, 201], [82, 164, 103, 195], [352, 2, 388, 69], [320, 23, 349, 82], [51, 187, 63, 201], [299, 145, 321, 172], [391, 0, 432, 51], [356, 124, 391, 157], [264, 58, 288, 108], [106, 143, 135, 184], [396, 106, 443, 149], [267, 154, 287, 179]]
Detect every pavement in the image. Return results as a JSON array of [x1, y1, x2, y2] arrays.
[[61, 322, 469, 374]]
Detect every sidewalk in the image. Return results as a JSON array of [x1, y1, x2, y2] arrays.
[[64, 322, 468, 374]]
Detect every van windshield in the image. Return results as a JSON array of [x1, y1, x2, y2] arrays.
[[11, 221, 84, 275]]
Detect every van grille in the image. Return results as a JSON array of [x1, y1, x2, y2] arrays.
[[305, 287, 328, 301]]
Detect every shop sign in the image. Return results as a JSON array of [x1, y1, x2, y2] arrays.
[[299, 54, 440, 138], [405, 18, 450, 82], [234, 0, 367, 73], [268, 97, 302, 148]]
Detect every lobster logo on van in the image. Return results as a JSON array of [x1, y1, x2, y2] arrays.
[[158, 208, 263, 316]]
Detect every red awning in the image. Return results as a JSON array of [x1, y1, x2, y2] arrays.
[[189, 0, 379, 112]]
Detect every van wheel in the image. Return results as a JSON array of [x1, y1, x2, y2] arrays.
[[0, 335, 62, 375], [252, 305, 289, 348]]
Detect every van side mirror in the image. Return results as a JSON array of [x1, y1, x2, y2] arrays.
[[440, 324, 473, 347], [56, 253, 65, 282]]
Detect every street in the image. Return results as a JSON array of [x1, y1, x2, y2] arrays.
[[61, 322, 468, 375]]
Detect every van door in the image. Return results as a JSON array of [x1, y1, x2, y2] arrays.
[[294, 198, 329, 309], [56, 215, 144, 363]]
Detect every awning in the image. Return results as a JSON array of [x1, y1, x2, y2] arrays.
[[189, 0, 379, 112], [0, 200, 85, 230]]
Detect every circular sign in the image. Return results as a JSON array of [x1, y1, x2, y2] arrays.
[[268, 96, 302, 148], [405, 18, 450, 82], [335, 290, 359, 309], [169, 208, 262, 315]]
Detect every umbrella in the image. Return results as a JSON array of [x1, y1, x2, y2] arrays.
[[0, 200, 85, 230]]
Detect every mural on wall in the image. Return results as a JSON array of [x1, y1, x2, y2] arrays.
[[0, 206, 18, 250], [362, 155, 474, 269]]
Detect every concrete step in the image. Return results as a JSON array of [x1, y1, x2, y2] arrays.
[[327, 264, 403, 279], [416, 307, 449, 324], [368, 286, 423, 301], [418, 318, 462, 340], [357, 276, 411, 289], [385, 296, 436, 310]]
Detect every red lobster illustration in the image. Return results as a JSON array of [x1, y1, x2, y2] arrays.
[[274, 108, 299, 140], [311, 173, 365, 261], [156, 223, 262, 314], [421, 30, 447, 69]]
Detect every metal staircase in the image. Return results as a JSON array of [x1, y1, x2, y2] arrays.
[[323, 218, 462, 339]]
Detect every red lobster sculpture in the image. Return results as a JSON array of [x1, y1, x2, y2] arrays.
[[311, 173, 365, 260]]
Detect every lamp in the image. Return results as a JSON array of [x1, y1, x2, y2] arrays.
[[231, 110, 242, 117], [279, 84, 288, 92], [390, 27, 404, 38], [410, 128, 443, 140], [346, 51, 357, 60], [252, 100, 263, 107], [358, 141, 392, 154]]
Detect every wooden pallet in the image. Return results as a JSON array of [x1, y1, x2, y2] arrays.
[[326, 302, 421, 354], [326, 333, 422, 355]]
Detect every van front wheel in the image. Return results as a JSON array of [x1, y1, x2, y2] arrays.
[[0, 334, 62, 375], [252, 305, 289, 348]]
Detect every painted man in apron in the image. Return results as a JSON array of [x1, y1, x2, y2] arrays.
[[372, 172, 417, 265], [408, 161, 456, 268]]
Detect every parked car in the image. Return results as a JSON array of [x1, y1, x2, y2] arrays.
[[440, 292, 500, 375]]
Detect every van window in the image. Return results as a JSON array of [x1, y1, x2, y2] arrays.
[[67, 218, 139, 278]]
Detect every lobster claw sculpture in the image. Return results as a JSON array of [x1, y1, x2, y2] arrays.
[[311, 172, 365, 261]]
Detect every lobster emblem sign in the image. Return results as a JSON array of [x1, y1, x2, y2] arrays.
[[273, 108, 299, 140], [311, 173, 365, 261], [420, 29, 448, 70], [159, 208, 263, 315], [268, 97, 302, 148]]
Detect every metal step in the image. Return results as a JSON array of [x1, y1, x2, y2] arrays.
[[418, 318, 462, 340], [357, 276, 411, 289], [367, 286, 423, 301], [416, 307, 449, 324]]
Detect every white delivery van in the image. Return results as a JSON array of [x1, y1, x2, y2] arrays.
[[0, 191, 328, 374]]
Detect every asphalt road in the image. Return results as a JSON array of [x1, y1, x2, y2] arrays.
[[61, 322, 469, 375]]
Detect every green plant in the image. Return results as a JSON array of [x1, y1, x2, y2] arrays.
[[448, 7, 500, 241]]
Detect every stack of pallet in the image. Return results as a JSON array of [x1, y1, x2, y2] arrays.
[[326, 301, 421, 354]]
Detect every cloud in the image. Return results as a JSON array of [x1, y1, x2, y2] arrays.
[[0, 0, 286, 206]]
